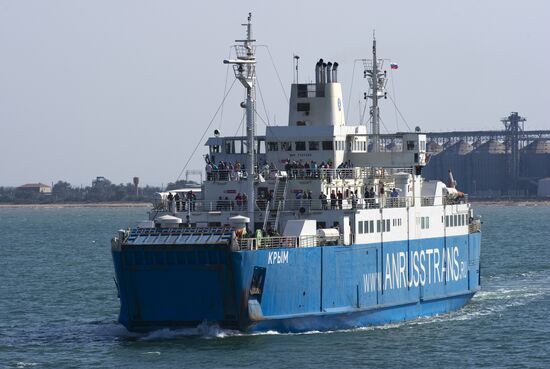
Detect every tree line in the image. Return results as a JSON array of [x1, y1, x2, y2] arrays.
[[0, 179, 197, 204]]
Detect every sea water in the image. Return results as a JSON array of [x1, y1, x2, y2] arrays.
[[0, 205, 549, 368]]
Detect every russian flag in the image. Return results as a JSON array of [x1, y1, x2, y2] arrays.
[[390, 63, 398, 70]]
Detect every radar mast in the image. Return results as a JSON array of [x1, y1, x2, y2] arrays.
[[223, 13, 257, 228], [363, 33, 387, 152]]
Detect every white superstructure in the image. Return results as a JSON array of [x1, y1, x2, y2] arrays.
[[150, 16, 475, 248]]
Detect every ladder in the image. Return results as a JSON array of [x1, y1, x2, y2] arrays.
[[263, 175, 287, 233]]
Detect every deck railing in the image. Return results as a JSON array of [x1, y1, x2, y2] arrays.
[[235, 234, 340, 250], [154, 195, 468, 213], [205, 167, 414, 182]]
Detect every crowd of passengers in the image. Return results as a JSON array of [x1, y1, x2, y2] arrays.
[[163, 185, 403, 213], [205, 158, 357, 182], [165, 190, 197, 212]]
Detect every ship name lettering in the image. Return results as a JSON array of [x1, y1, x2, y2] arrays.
[[371, 246, 468, 292], [268, 250, 289, 265]]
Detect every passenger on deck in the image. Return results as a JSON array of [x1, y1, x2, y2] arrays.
[[236, 193, 243, 210], [320, 192, 328, 210], [174, 192, 181, 211], [337, 190, 343, 209], [167, 192, 174, 212], [330, 190, 337, 209]]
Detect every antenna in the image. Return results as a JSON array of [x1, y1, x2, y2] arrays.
[[294, 55, 300, 83], [223, 13, 257, 227], [362, 31, 388, 152]]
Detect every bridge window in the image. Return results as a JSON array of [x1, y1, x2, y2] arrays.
[[281, 142, 292, 151], [309, 141, 319, 151], [267, 142, 278, 151], [322, 141, 333, 150], [406, 140, 415, 150], [295, 141, 306, 151]]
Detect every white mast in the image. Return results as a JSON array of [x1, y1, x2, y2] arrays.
[[224, 13, 257, 229], [364, 33, 387, 152]]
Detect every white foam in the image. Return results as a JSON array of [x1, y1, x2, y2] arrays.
[[15, 363, 38, 368]]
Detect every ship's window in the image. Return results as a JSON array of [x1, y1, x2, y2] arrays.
[[297, 84, 308, 98], [211, 145, 220, 153], [445, 215, 449, 227], [358, 221, 364, 234], [225, 141, 233, 154], [297, 102, 310, 112], [234, 140, 243, 154], [407, 140, 415, 150], [322, 141, 333, 150], [309, 141, 319, 151], [454, 215, 458, 226], [421, 217, 425, 229], [426, 217, 430, 228], [295, 141, 306, 151], [317, 221, 326, 229], [281, 142, 292, 151], [386, 219, 390, 232], [377, 220, 381, 233], [267, 142, 278, 151]]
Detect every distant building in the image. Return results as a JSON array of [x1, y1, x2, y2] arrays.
[[16, 183, 52, 195], [92, 176, 111, 187]]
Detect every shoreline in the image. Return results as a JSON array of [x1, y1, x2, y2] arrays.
[[468, 199, 550, 206], [0, 202, 153, 209]]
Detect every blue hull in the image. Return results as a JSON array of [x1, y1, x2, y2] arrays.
[[112, 232, 481, 333]]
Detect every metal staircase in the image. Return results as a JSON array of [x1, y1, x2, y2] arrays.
[[263, 175, 288, 233]]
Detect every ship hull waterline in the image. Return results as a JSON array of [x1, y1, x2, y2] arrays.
[[112, 233, 481, 333]]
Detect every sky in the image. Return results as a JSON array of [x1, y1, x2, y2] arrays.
[[0, 0, 548, 187]]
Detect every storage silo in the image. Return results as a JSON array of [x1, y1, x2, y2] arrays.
[[521, 139, 550, 178], [424, 140, 472, 191], [468, 140, 507, 196]]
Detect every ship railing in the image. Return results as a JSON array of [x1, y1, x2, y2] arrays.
[[285, 167, 413, 181], [204, 167, 414, 182], [155, 195, 470, 213], [280, 197, 411, 211], [206, 169, 248, 182], [236, 235, 329, 250]]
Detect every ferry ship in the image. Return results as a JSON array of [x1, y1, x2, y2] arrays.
[[111, 14, 481, 333]]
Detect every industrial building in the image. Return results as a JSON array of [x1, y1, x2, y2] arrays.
[[15, 183, 52, 196], [422, 112, 550, 197]]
